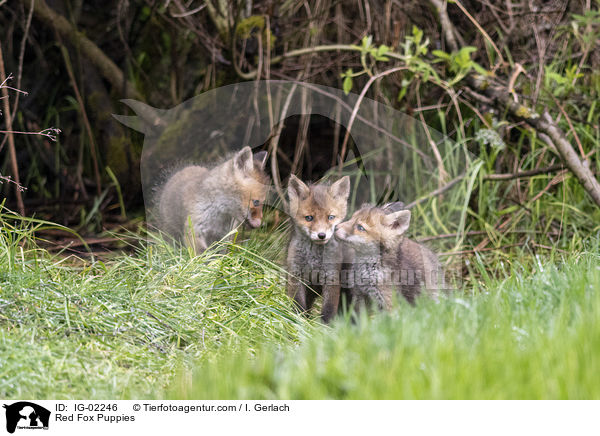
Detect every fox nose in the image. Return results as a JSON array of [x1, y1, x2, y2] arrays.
[[318, 232, 326, 240], [247, 217, 261, 228]]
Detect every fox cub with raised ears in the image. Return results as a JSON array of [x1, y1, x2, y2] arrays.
[[286, 174, 350, 323], [335, 202, 443, 312], [158, 147, 270, 254]]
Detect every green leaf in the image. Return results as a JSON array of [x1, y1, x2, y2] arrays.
[[340, 68, 354, 79], [432, 50, 451, 60], [343, 76, 353, 95], [412, 26, 423, 45], [423, 68, 431, 82], [361, 35, 373, 50], [377, 45, 390, 57], [472, 63, 488, 75], [397, 87, 408, 102]]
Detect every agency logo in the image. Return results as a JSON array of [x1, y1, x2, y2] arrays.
[[3, 402, 50, 434]]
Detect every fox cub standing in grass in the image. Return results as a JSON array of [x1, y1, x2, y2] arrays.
[[335, 202, 443, 312], [158, 146, 269, 254], [286, 174, 350, 323]]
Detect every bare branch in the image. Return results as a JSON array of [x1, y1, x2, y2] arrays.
[[468, 75, 600, 208], [0, 128, 61, 141], [483, 164, 565, 181], [0, 45, 25, 215], [428, 0, 600, 209]]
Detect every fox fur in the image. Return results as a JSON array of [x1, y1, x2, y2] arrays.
[[158, 146, 270, 253], [335, 202, 443, 312], [286, 174, 350, 323]]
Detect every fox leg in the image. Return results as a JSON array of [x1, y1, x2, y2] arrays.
[[321, 284, 340, 324], [305, 285, 319, 312], [351, 293, 368, 315], [287, 277, 308, 314], [381, 291, 394, 310], [338, 288, 353, 315]]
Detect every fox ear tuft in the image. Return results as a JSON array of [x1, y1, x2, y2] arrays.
[[234, 146, 254, 173], [381, 210, 411, 235], [287, 174, 310, 200], [329, 176, 350, 200], [253, 150, 268, 169]]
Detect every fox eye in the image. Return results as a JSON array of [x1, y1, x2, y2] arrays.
[[356, 224, 366, 232], [328, 215, 335, 220], [305, 215, 314, 222], [252, 199, 260, 207]]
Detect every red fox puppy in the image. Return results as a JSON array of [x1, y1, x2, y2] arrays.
[[335, 203, 443, 312], [286, 175, 350, 323], [158, 147, 269, 253]]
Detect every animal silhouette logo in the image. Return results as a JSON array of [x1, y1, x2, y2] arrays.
[[3, 402, 50, 434]]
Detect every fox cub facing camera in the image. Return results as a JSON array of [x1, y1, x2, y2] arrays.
[[158, 147, 270, 253], [286, 175, 350, 323], [335, 203, 443, 312]]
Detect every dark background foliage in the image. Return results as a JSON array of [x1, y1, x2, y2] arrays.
[[1, 0, 598, 243]]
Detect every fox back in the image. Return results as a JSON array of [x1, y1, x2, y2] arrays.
[[335, 203, 443, 309]]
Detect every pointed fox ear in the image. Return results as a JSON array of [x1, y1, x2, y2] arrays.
[[253, 150, 268, 169], [381, 210, 411, 235], [383, 201, 405, 214], [329, 176, 350, 200], [287, 174, 310, 200], [234, 146, 254, 173]]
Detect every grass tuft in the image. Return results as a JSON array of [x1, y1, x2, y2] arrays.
[[172, 248, 600, 399], [0, 208, 313, 398], [1, 206, 599, 399]]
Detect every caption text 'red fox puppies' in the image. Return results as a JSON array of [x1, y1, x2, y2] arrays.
[[286, 174, 350, 323], [158, 146, 270, 254], [335, 203, 443, 312]]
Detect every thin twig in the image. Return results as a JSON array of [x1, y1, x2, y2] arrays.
[[483, 164, 565, 181], [10, 0, 34, 121], [404, 174, 465, 209], [442, 243, 524, 256], [549, 93, 585, 159], [0, 128, 60, 141], [417, 229, 562, 243], [452, 0, 505, 67], [58, 39, 102, 196], [339, 66, 406, 171], [0, 44, 25, 215], [170, 3, 206, 17], [416, 81, 449, 184], [280, 77, 431, 162], [269, 82, 299, 209], [233, 43, 408, 80]]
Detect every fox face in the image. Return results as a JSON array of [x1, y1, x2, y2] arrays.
[[335, 203, 411, 253], [233, 147, 270, 228], [287, 175, 350, 244]]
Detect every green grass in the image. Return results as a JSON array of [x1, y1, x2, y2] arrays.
[[1, 208, 599, 399], [173, 246, 600, 399], [0, 211, 313, 398]]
